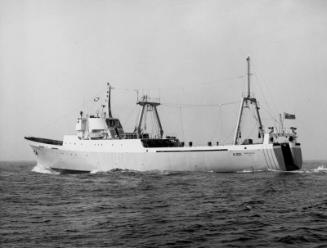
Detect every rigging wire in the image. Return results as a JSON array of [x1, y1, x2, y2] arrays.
[[259, 105, 280, 126], [134, 107, 140, 131], [107, 74, 246, 93], [75, 71, 279, 141], [254, 73, 279, 123], [220, 126, 236, 145], [160, 100, 240, 144], [121, 105, 138, 131], [161, 100, 240, 108]]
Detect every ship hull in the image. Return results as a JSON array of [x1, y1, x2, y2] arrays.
[[26, 138, 302, 173]]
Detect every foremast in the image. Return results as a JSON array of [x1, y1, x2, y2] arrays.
[[107, 82, 113, 118], [234, 57, 264, 145]]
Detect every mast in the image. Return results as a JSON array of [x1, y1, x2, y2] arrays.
[[233, 57, 264, 145], [136, 95, 163, 139], [247, 56, 251, 98], [233, 100, 246, 145], [107, 82, 113, 118]]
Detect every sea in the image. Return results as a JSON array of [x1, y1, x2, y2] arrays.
[[0, 161, 327, 248]]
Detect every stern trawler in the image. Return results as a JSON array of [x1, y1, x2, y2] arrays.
[[25, 58, 302, 173]]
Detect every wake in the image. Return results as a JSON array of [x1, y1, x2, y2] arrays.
[[31, 163, 60, 175]]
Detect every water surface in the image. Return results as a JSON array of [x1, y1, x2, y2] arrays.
[[1, 161, 327, 247]]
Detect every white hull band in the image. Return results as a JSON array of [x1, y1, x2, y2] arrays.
[[26, 137, 302, 173]]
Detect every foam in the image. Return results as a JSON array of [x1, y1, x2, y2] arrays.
[[31, 163, 60, 175], [312, 165, 327, 173]]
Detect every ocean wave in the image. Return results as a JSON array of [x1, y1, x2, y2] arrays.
[[31, 163, 59, 175], [236, 169, 267, 173], [90, 169, 108, 174], [2, 161, 327, 248], [31, 164, 327, 176], [268, 165, 327, 174], [291, 165, 327, 174], [312, 165, 327, 173]]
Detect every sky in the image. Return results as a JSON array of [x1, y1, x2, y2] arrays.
[[1, 0, 327, 161]]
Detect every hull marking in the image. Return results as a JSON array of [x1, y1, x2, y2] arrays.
[[156, 149, 228, 153]]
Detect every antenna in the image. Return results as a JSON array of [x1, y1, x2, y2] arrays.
[[247, 56, 251, 98], [107, 82, 113, 118]]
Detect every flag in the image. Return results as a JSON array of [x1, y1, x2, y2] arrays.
[[284, 112, 296, 119]]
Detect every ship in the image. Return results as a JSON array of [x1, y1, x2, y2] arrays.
[[25, 57, 302, 173]]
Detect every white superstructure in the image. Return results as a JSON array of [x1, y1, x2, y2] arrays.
[[25, 58, 302, 173]]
